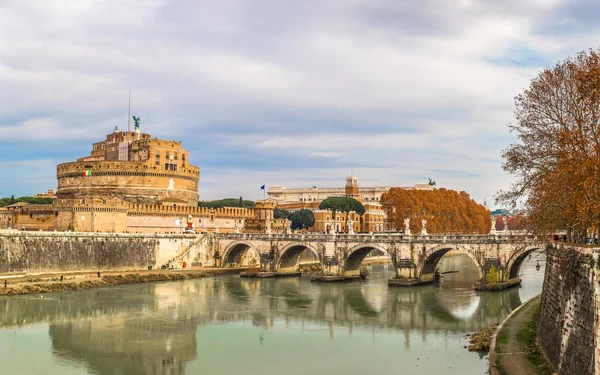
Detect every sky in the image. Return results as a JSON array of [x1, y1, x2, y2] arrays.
[[0, 0, 598, 207]]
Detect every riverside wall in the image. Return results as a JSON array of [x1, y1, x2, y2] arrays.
[[538, 244, 598, 375], [0, 231, 210, 274]]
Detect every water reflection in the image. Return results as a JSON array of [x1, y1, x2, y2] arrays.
[[0, 254, 545, 375]]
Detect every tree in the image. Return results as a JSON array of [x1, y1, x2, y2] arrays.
[[495, 216, 505, 231], [506, 213, 528, 231], [380, 188, 490, 234], [319, 197, 365, 233], [239, 196, 243, 207], [198, 198, 254, 209], [289, 209, 315, 230], [497, 49, 600, 242], [9, 195, 15, 205], [274, 207, 289, 219]]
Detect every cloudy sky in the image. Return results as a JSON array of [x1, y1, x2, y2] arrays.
[[0, 0, 597, 206]]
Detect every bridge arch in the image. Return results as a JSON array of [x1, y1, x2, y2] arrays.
[[277, 243, 320, 271], [419, 245, 483, 281], [221, 241, 260, 267], [505, 246, 544, 280], [343, 244, 391, 273]]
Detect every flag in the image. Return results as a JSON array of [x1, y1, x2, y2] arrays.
[[82, 169, 92, 176], [260, 185, 265, 190]]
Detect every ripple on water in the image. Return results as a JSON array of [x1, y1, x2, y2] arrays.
[[0, 254, 544, 375]]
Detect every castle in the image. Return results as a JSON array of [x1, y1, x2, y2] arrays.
[[0, 126, 280, 234]]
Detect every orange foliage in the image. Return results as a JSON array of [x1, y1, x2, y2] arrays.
[[498, 49, 600, 240], [495, 216, 506, 231], [380, 188, 491, 234], [506, 213, 528, 231]]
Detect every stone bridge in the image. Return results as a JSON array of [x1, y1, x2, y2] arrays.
[[210, 232, 544, 286]]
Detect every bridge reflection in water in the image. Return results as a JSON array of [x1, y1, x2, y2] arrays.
[[0, 254, 545, 375]]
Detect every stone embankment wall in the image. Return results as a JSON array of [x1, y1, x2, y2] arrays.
[[0, 232, 208, 274], [538, 244, 597, 375]]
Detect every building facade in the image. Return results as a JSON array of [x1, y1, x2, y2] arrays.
[[270, 176, 416, 233], [268, 180, 433, 205], [1, 127, 284, 234]]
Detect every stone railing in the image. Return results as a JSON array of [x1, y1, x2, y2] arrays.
[[0, 231, 199, 239], [214, 232, 535, 243], [127, 204, 256, 219]]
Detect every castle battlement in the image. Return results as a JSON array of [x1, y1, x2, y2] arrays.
[[57, 161, 199, 180], [53, 198, 130, 212], [126, 204, 255, 219]]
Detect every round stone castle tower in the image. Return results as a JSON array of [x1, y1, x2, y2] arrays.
[[56, 127, 200, 206]]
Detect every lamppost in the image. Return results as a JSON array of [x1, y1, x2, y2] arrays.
[[84, 164, 95, 232]]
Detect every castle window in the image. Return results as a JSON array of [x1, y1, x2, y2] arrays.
[[164, 163, 178, 171], [155, 150, 160, 157], [174, 153, 178, 160]]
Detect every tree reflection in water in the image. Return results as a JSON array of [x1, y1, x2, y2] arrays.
[[0, 253, 544, 375]]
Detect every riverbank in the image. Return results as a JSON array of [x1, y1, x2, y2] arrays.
[[0, 268, 245, 296], [489, 295, 554, 375]]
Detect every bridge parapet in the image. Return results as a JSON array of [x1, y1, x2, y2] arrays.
[[213, 232, 535, 244]]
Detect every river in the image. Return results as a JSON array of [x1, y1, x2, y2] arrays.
[[0, 252, 545, 375]]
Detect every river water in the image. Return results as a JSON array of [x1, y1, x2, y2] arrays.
[[0, 253, 545, 375]]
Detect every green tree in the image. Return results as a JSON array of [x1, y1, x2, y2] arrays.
[[15, 196, 53, 205], [274, 207, 289, 219], [0, 195, 54, 207], [198, 198, 254, 209], [289, 209, 315, 230], [486, 266, 500, 285], [319, 197, 365, 233], [238, 196, 243, 207]]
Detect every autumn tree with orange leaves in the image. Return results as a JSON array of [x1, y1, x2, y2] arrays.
[[497, 49, 600, 242], [380, 188, 490, 234]]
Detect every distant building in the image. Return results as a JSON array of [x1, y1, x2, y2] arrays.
[[269, 177, 433, 233], [268, 180, 433, 205], [34, 189, 56, 199], [491, 208, 510, 217]]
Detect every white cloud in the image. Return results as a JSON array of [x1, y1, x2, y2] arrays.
[[0, 0, 597, 208]]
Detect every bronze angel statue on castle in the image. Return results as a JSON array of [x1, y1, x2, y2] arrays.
[[132, 116, 141, 129], [428, 178, 436, 187]]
